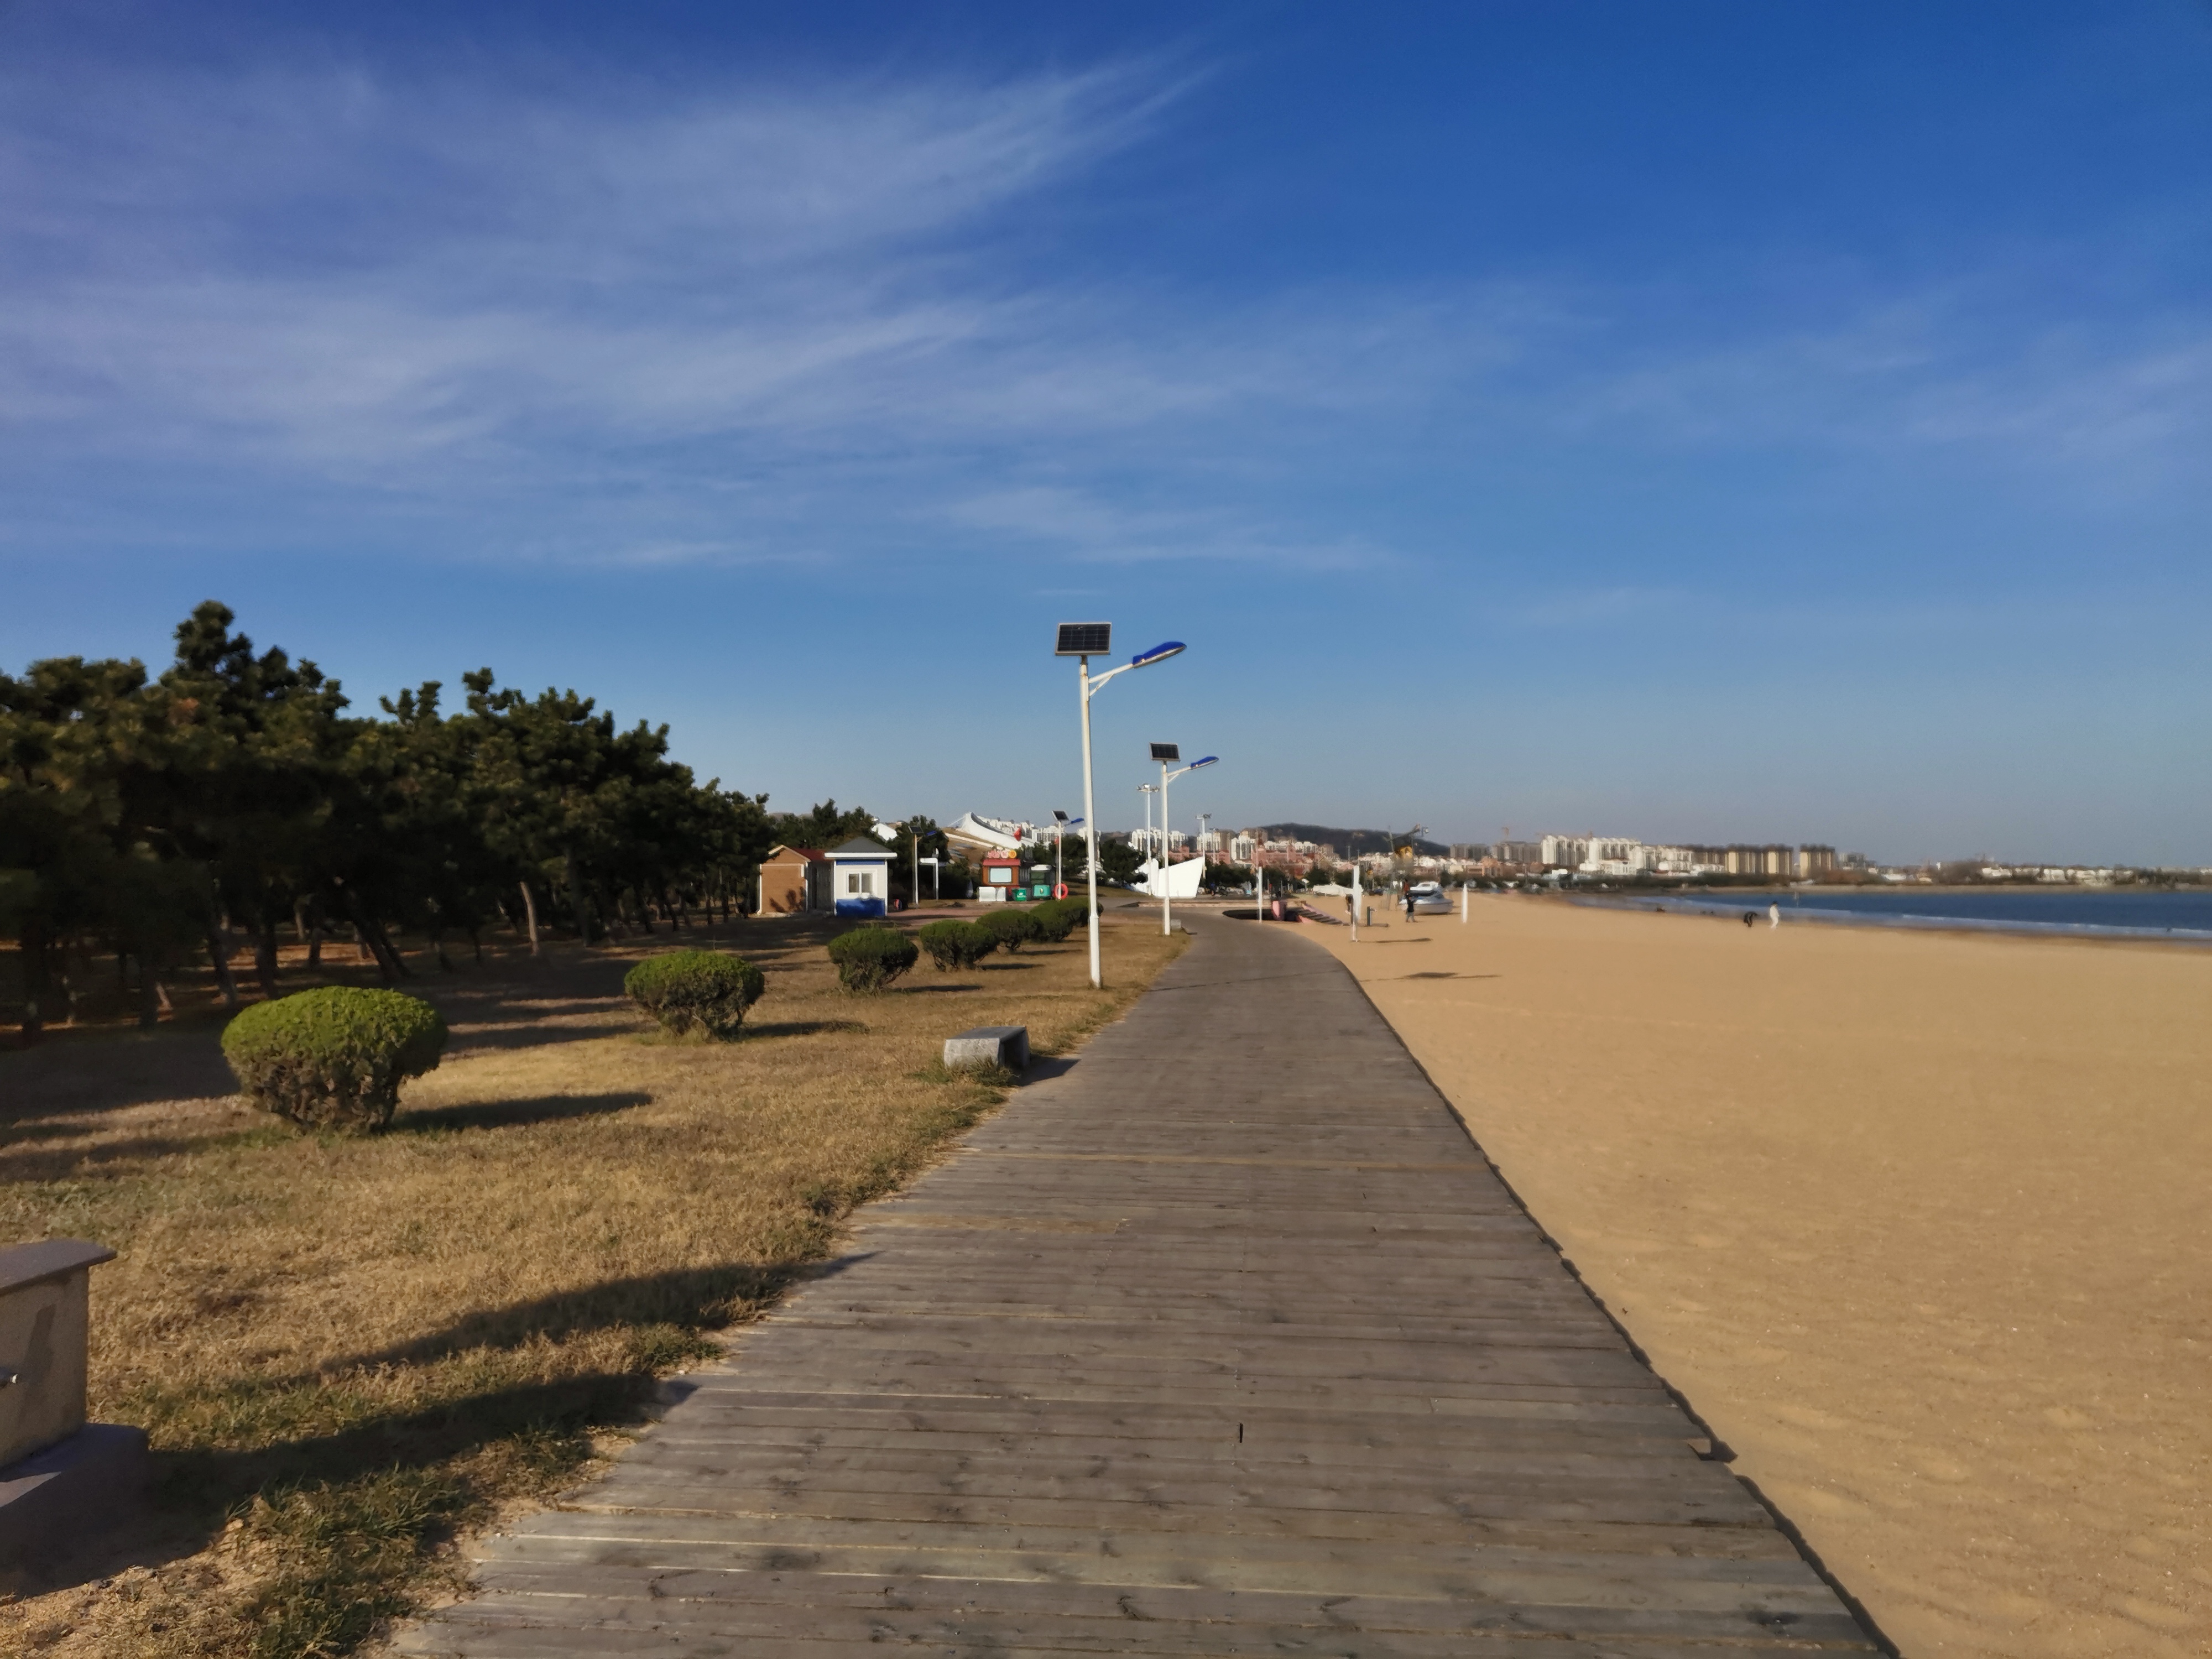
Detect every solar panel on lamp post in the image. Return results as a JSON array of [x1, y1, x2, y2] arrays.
[[1150, 748, 1218, 936], [1057, 625, 1186, 989]]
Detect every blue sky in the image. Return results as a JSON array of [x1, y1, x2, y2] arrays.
[[4, 2, 2207, 864]]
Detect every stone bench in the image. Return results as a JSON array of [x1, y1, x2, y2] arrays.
[[1, 1239, 146, 1579], [943, 1025, 1029, 1072]]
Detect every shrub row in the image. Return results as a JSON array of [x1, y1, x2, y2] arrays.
[[625, 949, 766, 1038], [1029, 897, 1088, 943], [222, 985, 448, 1132], [827, 925, 921, 992], [918, 919, 998, 970]]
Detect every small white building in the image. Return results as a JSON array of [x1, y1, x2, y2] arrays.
[[828, 836, 895, 919]]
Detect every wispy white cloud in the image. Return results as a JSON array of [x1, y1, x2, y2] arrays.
[[0, 43, 2205, 581], [1558, 290, 2212, 491], [946, 484, 1396, 571], [0, 57, 1204, 463]]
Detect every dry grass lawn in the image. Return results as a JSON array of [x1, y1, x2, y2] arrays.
[[0, 904, 1185, 1657]]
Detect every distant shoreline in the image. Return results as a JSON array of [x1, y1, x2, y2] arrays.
[[1567, 889, 2212, 945]]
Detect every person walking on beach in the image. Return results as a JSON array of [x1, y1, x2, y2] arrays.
[[1769, 902, 1781, 929], [1403, 884, 1416, 924]]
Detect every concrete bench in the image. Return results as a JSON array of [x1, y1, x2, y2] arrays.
[[943, 1025, 1029, 1072], [1, 1239, 145, 1578]]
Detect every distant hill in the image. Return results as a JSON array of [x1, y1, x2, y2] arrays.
[[1258, 823, 1449, 858]]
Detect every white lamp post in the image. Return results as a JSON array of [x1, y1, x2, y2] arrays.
[[1147, 744, 1218, 936], [1057, 625, 1185, 989]]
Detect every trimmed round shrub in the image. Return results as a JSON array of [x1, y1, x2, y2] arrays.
[[918, 919, 999, 971], [1029, 898, 1084, 943], [828, 925, 921, 992], [625, 949, 766, 1039], [978, 907, 1042, 953], [221, 986, 448, 1133]]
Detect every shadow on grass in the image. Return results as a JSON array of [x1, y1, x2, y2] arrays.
[[0, 1025, 239, 1119], [745, 1018, 869, 1039], [434, 1009, 638, 1054], [395, 1091, 653, 1134], [327, 1262, 797, 1374], [0, 1124, 288, 1182]]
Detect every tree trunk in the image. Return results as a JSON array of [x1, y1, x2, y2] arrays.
[[19, 923, 47, 1045], [255, 918, 279, 998], [564, 850, 592, 944], [139, 952, 161, 1028], [367, 917, 410, 980], [339, 890, 410, 982], [206, 916, 240, 1010], [519, 880, 540, 956]]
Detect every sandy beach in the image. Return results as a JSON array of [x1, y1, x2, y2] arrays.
[[1297, 894, 2210, 1657]]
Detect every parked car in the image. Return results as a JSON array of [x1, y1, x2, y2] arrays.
[[1408, 881, 1453, 915]]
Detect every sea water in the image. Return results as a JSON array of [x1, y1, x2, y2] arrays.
[[1578, 886, 2212, 941]]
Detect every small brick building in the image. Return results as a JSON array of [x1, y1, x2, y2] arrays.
[[758, 845, 830, 916]]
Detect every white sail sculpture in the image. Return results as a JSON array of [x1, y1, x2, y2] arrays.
[[1133, 857, 1206, 899]]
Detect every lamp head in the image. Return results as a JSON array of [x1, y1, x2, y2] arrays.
[[1129, 640, 1185, 669], [1191, 755, 1219, 769]]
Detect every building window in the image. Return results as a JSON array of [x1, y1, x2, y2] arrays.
[[847, 872, 872, 895]]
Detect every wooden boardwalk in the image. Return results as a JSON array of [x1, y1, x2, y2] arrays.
[[401, 912, 1877, 1657]]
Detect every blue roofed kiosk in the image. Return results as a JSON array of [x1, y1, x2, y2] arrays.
[[828, 837, 895, 918]]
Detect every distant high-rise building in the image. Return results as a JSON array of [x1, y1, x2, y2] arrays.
[[1541, 834, 1589, 868]]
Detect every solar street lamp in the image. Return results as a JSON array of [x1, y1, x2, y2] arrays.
[[1151, 747, 1218, 935], [1058, 624, 1186, 988]]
